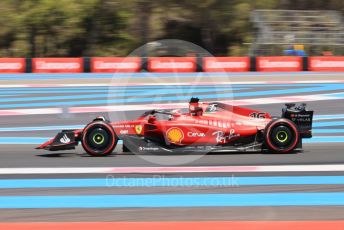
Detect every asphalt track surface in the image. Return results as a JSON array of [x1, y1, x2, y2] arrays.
[[0, 143, 343, 168], [0, 72, 344, 222]]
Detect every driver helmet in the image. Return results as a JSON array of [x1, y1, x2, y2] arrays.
[[189, 97, 203, 116]]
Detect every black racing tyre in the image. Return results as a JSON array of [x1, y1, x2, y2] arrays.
[[82, 121, 117, 157], [264, 118, 299, 153]]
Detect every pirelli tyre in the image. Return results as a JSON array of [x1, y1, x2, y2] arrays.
[[264, 118, 299, 153], [82, 121, 117, 157]]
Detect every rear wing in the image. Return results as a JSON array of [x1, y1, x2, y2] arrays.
[[282, 103, 313, 138]]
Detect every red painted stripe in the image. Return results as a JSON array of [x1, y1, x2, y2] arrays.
[[1, 221, 344, 230]]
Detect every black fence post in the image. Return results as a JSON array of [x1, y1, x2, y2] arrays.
[[25, 58, 32, 73], [250, 56, 256, 71], [141, 57, 148, 72], [302, 56, 308, 71], [196, 55, 203, 72], [83, 57, 90, 73]]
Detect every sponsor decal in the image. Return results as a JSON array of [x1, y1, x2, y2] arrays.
[[292, 113, 310, 118], [196, 119, 232, 128], [257, 56, 302, 72], [290, 113, 312, 122], [309, 56, 344, 71], [60, 134, 71, 144], [32, 58, 83, 73], [114, 124, 135, 128], [203, 57, 250, 72], [187, 132, 205, 137], [91, 57, 141, 73], [135, 125, 143, 135], [206, 104, 218, 112], [166, 127, 184, 143], [139, 146, 160, 151], [212, 129, 240, 143], [119, 130, 129, 134], [0, 58, 26, 73], [249, 112, 266, 119], [148, 57, 196, 72]]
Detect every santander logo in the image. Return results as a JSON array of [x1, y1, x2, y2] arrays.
[[94, 61, 139, 69], [151, 60, 194, 69], [0, 63, 22, 70], [206, 60, 247, 69], [260, 60, 300, 68], [60, 134, 71, 144], [311, 60, 344, 68], [36, 61, 80, 70]]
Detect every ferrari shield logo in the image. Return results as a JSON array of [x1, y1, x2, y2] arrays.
[[135, 125, 143, 134]]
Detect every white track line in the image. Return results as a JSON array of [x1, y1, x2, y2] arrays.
[[1, 164, 344, 174], [0, 108, 62, 116]]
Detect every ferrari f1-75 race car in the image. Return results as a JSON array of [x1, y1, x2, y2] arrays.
[[37, 98, 313, 156]]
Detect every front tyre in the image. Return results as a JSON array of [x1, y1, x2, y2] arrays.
[[82, 121, 117, 156], [264, 118, 299, 153]]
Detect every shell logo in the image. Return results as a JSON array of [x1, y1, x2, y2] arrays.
[[166, 127, 184, 144]]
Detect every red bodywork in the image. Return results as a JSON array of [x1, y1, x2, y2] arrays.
[[37, 102, 272, 150], [113, 103, 271, 146]]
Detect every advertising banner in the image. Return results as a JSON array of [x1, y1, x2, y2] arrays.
[[0, 58, 26, 73], [203, 57, 250, 72], [257, 56, 303, 72], [32, 58, 83, 73], [91, 57, 141, 73], [148, 57, 196, 72], [309, 56, 344, 71]]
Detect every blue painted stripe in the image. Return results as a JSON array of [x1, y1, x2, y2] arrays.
[[0, 137, 50, 144], [2, 82, 344, 108], [1, 176, 344, 189], [313, 121, 344, 128], [330, 92, 344, 98], [0, 87, 239, 104], [314, 114, 344, 120], [303, 136, 344, 143], [313, 129, 344, 134], [0, 83, 324, 93], [0, 90, 321, 109], [0, 193, 343, 208], [0, 83, 327, 96], [0, 94, 16, 97], [0, 89, 142, 97], [0, 85, 246, 91], [0, 89, 236, 108], [3, 84, 344, 109]]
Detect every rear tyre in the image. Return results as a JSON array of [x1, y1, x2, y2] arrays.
[[82, 121, 117, 157], [264, 118, 299, 153]]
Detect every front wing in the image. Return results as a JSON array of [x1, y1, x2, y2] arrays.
[[36, 130, 78, 151]]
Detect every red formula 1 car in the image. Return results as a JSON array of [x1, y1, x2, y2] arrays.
[[37, 98, 313, 156]]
